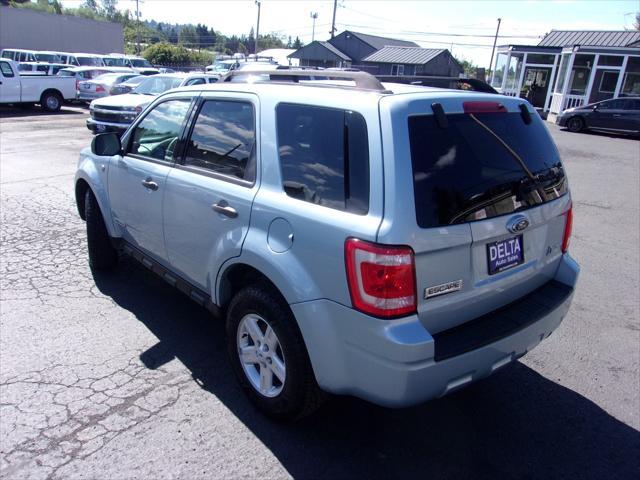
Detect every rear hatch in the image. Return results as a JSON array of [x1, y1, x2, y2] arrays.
[[377, 94, 571, 334]]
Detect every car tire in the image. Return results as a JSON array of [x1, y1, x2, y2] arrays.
[[566, 116, 585, 133], [85, 189, 118, 271], [226, 284, 325, 420], [40, 91, 62, 112]]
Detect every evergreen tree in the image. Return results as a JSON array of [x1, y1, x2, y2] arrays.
[[82, 0, 98, 11]]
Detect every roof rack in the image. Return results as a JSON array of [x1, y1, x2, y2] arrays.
[[218, 69, 391, 93]]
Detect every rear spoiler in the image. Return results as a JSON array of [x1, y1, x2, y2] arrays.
[[375, 75, 498, 94]]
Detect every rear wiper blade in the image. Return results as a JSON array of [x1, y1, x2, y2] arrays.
[[468, 113, 535, 181]]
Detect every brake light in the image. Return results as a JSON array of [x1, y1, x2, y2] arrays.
[[96, 85, 105, 93], [463, 101, 507, 114], [345, 238, 416, 318], [562, 205, 573, 253]]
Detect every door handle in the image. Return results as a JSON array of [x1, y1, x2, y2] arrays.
[[613, 114, 621, 117], [212, 200, 238, 218], [141, 178, 159, 191]]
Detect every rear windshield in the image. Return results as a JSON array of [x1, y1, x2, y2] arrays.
[[408, 112, 567, 228]]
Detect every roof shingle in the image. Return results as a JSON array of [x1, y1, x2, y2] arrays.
[[538, 30, 640, 48], [362, 46, 446, 65], [344, 31, 419, 50]]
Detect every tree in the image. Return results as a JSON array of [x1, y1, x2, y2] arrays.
[[293, 36, 303, 49], [455, 57, 477, 77], [101, 0, 118, 20], [179, 24, 198, 48], [168, 27, 179, 44], [634, 12, 640, 30], [82, 0, 99, 11]]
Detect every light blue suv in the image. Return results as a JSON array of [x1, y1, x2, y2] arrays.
[[75, 71, 579, 420]]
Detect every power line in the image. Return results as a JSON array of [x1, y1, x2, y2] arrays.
[[338, 22, 540, 39]]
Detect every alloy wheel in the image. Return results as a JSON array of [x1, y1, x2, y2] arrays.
[[236, 313, 286, 398]]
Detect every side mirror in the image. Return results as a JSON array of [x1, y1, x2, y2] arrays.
[[91, 133, 121, 156]]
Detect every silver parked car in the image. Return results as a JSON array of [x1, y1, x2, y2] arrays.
[[86, 73, 218, 134], [109, 75, 147, 95], [75, 70, 579, 420], [77, 72, 140, 101]]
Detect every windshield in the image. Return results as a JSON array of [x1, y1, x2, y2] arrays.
[[35, 53, 61, 62], [408, 111, 567, 228], [103, 57, 127, 67], [210, 62, 234, 72], [133, 76, 184, 95], [123, 75, 146, 86], [76, 56, 102, 67], [131, 58, 152, 68]]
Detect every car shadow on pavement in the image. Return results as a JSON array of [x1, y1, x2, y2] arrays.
[[93, 258, 640, 479], [0, 105, 87, 118]]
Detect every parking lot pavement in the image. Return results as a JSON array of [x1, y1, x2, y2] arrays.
[[1, 107, 638, 479]]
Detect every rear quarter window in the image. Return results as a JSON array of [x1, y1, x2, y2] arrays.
[[276, 103, 369, 215]]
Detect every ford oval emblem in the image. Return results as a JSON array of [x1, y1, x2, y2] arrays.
[[507, 215, 530, 234]]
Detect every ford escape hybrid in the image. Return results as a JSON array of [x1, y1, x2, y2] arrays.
[[75, 70, 579, 420]]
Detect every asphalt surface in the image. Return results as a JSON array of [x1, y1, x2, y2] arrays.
[[1, 104, 639, 480]]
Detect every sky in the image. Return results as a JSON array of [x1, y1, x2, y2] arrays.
[[63, 0, 639, 67]]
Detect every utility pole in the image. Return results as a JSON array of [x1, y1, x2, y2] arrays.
[[330, 0, 337, 38], [310, 12, 318, 42], [254, 0, 261, 56], [135, 0, 141, 54], [488, 18, 501, 84]]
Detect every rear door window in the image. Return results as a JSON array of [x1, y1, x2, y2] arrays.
[[408, 111, 567, 228], [276, 103, 369, 215]]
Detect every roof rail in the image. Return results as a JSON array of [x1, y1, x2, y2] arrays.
[[218, 69, 391, 93]]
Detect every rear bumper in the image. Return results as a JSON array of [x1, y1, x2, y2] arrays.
[[292, 254, 579, 407], [78, 92, 107, 102]]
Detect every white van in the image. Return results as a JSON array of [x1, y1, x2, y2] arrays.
[[1, 49, 38, 63]]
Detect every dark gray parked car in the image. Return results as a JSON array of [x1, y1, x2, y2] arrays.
[[557, 97, 640, 134]]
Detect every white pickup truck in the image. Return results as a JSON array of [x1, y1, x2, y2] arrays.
[[0, 59, 76, 112]]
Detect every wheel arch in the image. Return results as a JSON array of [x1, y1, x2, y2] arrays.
[[75, 159, 119, 237], [217, 262, 289, 312]]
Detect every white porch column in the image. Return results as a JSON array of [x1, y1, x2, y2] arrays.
[[559, 52, 576, 112], [583, 54, 600, 105], [516, 53, 528, 98], [544, 54, 559, 112], [613, 56, 629, 98]]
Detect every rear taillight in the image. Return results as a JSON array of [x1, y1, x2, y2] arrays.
[[345, 238, 416, 318], [463, 101, 507, 114], [562, 205, 573, 253], [96, 85, 105, 93]]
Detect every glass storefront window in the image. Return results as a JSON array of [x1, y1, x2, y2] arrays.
[[491, 53, 508, 88], [569, 68, 590, 95], [505, 55, 523, 90], [597, 55, 624, 67], [621, 57, 640, 96], [555, 54, 570, 93], [573, 54, 595, 67], [527, 54, 556, 65]]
